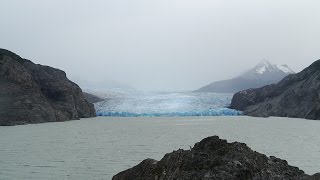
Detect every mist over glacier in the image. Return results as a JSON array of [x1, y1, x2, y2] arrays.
[[1, 0, 319, 91], [94, 92, 241, 117]]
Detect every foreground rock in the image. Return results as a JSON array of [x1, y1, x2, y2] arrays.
[[230, 59, 320, 119], [113, 136, 319, 180], [0, 49, 95, 126]]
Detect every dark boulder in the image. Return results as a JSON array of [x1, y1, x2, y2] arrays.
[[230, 59, 320, 120], [0, 49, 95, 126], [113, 136, 317, 180]]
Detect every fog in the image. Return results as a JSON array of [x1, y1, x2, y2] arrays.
[[1, 0, 319, 91]]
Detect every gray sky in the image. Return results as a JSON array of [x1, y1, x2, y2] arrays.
[[1, 0, 320, 91]]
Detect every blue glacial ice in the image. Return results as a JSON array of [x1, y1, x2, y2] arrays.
[[94, 92, 242, 117]]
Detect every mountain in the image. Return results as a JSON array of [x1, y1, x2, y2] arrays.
[[196, 60, 295, 93], [113, 136, 318, 179], [83, 92, 104, 103], [72, 78, 137, 94], [0, 49, 96, 126], [230, 59, 320, 120]]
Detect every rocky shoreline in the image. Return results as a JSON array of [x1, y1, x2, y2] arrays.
[[113, 136, 320, 180], [0, 49, 96, 126]]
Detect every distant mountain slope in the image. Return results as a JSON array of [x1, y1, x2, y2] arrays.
[[196, 60, 295, 93], [230, 59, 320, 120], [0, 49, 95, 126], [72, 78, 137, 94], [83, 92, 104, 103]]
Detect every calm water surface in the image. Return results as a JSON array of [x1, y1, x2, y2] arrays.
[[0, 116, 319, 179]]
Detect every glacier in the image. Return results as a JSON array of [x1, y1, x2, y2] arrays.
[[94, 92, 242, 117]]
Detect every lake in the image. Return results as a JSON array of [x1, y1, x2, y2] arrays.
[[0, 116, 319, 179]]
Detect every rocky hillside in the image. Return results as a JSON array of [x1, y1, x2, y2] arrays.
[[0, 49, 96, 126], [83, 92, 104, 103], [230, 59, 320, 120], [196, 60, 294, 93], [113, 136, 319, 180]]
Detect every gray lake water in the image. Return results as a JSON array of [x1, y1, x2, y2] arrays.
[[0, 116, 319, 179]]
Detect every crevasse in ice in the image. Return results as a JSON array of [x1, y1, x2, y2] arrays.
[[94, 92, 242, 117]]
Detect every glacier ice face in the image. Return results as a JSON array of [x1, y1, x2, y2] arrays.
[[94, 92, 242, 117]]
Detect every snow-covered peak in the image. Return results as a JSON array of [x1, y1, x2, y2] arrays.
[[258, 60, 272, 67], [254, 60, 294, 75], [276, 64, 295, 74], [256, 66, 266, 74], [255, 60, 271, 74]]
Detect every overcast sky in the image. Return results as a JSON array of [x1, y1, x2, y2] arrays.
[[1, 0, 319, 91]]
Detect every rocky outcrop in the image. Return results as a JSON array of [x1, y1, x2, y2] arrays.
[[83, 92, 104, 103], [230, 59, 320, 119], [0, 49, 96, 126], [113, 136, 318, 180]]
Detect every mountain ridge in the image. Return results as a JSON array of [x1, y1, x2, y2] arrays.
[[196, 60, 295, 93], [230, 59, 320, 120]]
